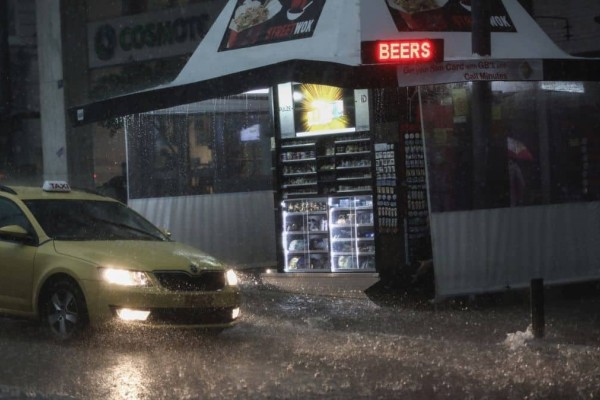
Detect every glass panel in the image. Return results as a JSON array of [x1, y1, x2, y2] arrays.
[[420, 81, 600, 212], [126, 92, 274, 199]]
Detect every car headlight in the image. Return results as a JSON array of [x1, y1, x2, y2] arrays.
[[100, 268, 151, 287], [225, 269, 238, 286]]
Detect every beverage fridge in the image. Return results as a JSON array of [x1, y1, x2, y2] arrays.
[[281, 195, 375, 272]]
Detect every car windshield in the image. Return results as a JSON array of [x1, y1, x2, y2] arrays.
[[23, 199, 169, 241]]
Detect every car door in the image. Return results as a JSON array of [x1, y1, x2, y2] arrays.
[[0, 197, 38, 312]]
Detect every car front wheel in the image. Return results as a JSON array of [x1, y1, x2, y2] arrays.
[[41, 278, 89, 341]]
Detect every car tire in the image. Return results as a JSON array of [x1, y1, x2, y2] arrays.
[[41, 278, 89, 341]]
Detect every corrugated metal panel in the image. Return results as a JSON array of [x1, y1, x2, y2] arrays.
[[431, 202, 600, 297], [129, 191, 276, 268]]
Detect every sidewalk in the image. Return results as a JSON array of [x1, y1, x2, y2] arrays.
[[259, 270, 380, 299], [239, 268, 600, 313]]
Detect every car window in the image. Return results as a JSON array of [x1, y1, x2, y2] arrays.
[[0, 197, 33, 233], [23, 199, 169, 241]]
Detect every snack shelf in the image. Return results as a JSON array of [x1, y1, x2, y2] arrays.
[[280, 135, 373, 199], [336, 165, 371, 170], [281, 143, 316, 149], [283, 172, 317, 176], [328, 195, 376, 272], [280, 195, 375, 272], [282, 158, 317, 163], [335, 151, 371, 156], [282, 198, 330, 272], [282, 183, 318, 188]]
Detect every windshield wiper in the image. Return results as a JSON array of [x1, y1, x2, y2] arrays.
[[88, 216, 167, 241]]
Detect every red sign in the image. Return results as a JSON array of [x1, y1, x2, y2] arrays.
[[219, 0, 326, 51], [361, 39, 444, 65], [378, 40, 433, 62]]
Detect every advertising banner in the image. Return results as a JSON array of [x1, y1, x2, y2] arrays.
[[219, 0, 326, 51], [293, 83, 356, 137], [87, 3, 222, 68], [398, 59, 543, 86], [385, 0, 516, 32]]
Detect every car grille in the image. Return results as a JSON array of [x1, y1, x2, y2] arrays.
[[147, 307, 236, 325], [153, 270, 226, 292]]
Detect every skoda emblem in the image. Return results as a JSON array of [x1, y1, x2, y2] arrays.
[[190, 264, 199, 274]]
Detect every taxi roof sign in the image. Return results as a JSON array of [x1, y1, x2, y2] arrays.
[[43, 181, 71, 192]]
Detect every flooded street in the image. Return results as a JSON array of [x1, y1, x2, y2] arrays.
[[1, 275, 599, 399]]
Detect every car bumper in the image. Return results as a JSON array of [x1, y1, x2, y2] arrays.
[[82, 280, 241, 329]]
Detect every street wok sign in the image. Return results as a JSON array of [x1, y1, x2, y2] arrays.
[[219, 0, 326, 50]]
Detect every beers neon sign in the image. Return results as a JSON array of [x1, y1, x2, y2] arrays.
[[378, 40, 433, 62], [361, 39, 444, 64]]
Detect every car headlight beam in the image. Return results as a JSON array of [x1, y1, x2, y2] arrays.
[[226, 269, 238, 286], [116, 308, 151, 321], [100, 268, 151, 287]]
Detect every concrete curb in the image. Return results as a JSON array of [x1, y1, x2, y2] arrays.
[[259, 272, 380, 299]]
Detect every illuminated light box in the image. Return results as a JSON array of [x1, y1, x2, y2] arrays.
[[361, 39, 444, 64], [278, 83, 370, 139], [293, 84, 357, 137]]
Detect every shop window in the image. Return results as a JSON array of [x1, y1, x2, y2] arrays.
[[420, 81, 600, 212], [126, 94, 273, 199]]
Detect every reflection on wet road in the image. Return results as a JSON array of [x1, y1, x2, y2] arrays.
[[102, 355, 149, 400], [0, 281, 599, 399]]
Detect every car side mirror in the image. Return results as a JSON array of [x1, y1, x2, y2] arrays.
[[0, 225, 32, 241]]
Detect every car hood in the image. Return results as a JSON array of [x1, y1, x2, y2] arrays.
[[53, 240, 227, 272]]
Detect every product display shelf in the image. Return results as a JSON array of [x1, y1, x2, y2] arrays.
[[281, 140, 319, 198], [331, 136, 372, 194], [328, 195, 376, 272], [282, 198, 330, 271], [281, 142, 316, 149]]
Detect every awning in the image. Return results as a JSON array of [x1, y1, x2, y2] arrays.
[[70, 0, 597, 126]]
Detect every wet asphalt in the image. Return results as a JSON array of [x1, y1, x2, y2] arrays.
[[0, 274, 599, 399]]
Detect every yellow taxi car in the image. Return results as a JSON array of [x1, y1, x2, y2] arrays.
[[0, 181, 241, 340]]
